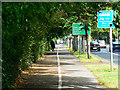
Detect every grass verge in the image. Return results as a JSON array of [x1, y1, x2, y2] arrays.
[[65, 45, 73, 51], [84, 64, 118, 88], [74, 51, 102, 63], [66, 46, 118, 88], [66, 46, 102, 63], [66, 46, 101, 63]]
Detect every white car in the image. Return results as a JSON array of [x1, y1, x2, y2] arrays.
[[98, 40, 106, 48], [60, 40, 63, 44]]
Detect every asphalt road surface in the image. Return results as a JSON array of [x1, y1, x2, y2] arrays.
[[91, 45, 120, 65]]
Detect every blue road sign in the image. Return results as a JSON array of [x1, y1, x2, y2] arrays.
[[98, 11, 113, 22], [97, 10, 116, 28], [113, 11, 116, 16], [98, 22, 115, 28]]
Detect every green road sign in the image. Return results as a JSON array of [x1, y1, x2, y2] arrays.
[[72, 23, 90, 35]]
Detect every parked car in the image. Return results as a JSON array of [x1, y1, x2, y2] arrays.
[[109, 40, 120, 52], [60, 40, 63, 44], [90, 41, 100, 51], [98, 40, 106, 48]]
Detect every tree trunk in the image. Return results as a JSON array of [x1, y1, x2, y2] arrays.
[[73, 36, 75, 51], [85, 24, 90, 59], [73, 36, 78, 51], [75, 36, 78, 51], [82, 36, 85, 54], [97, 31, 99, 42], [86, 35, 90, 59], [40, 46, 43, 57]]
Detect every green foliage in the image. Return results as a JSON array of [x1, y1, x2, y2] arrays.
[[60, 2, 120, 40], [2, 2, 66, 88]]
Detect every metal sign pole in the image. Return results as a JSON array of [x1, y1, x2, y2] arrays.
[[71, 38, 72, 50], [88, 35, 90, 57], [78, 35, 79, 50], [68, 37, 69, 47], [79, 36, 81, 56], [110, 24, 113, 71]]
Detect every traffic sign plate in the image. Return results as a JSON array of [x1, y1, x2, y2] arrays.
[[97, 10, 116, 28], [72, 23, 90, 35], [98, 22, 115, 28], [97, 11, 113, 22]]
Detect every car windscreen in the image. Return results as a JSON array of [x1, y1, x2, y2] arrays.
[[99, 41, 105, 43], [91, 41, 98, 44]]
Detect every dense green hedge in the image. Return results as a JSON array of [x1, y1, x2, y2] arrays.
[[2, 2, 64, 88]]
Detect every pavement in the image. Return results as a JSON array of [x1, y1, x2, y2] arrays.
[[18, 44, 108, 90], [56, 44, 106, 90]]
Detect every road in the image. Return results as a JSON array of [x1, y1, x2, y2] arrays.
[[91, 45, 120, 65]]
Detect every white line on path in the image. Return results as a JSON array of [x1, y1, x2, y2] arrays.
[[57, 45, 62, 89]]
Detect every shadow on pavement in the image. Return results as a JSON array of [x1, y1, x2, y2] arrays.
[[20, 75, 58, 89], [59, 57, 77, 60], [44, 52, 57, 55], [58, 52, 73, 55], [17, 75, 109, 90], [44, 52, 73, 56], [61, 76, 108, 90]]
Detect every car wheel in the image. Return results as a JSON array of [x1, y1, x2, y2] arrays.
[[113, 49, 115, 52], [109, 47, 110, 52], [98, 49, 100, 51]]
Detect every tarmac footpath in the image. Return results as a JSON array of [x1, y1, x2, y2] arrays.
[[18, 44, 107, 90]]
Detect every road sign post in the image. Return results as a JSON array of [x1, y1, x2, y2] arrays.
[[78, 35, 79, 50], [97, 10, 116, 71], [71, 39, 72, 50], [110, 24, 113, 71], [79, 36, 81, 56]]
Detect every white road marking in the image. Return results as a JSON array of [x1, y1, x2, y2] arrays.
[[92, 49, 119, 56], [57, 45, 62, 89], [113, 53, 119, 56], [101, 51, 119, 56]]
